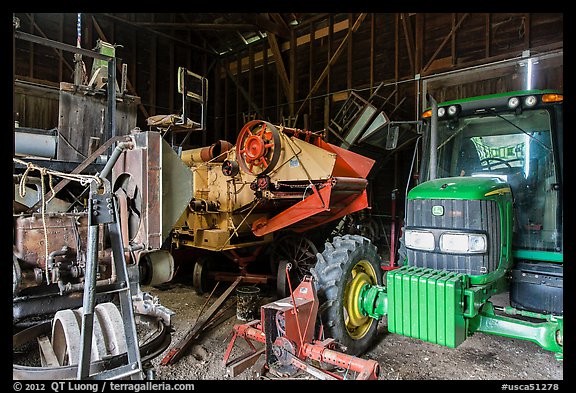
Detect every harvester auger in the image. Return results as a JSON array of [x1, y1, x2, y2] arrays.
[[112, 120, 375, 297]]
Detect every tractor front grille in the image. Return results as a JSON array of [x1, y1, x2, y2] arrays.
[[406, 199, 501, 276]]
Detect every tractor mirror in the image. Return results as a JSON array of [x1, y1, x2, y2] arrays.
[[386, 125, 399, 150]]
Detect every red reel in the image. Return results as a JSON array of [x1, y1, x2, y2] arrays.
[[235, 120, 281, 176]]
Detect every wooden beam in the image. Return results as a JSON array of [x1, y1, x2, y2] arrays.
[[423, 13, 469, 73], [395, 13, 399, 83], [29, 14, 34, 78], [224, 59, 229, 140], [370, 13, 374, 92], [96, 13, 216, 55], [401, 13, 415, 75], [130, 22, 263, 30], [485, 13, 491, 58], [347, 13, 353, 90], [452, 13, 457, 66], [245, 13, 290, 39], [269, 13, 291, 34], [524, 13, 530, 50], [169, 40, 174, 114], [289, 29, 296, 119], [236, 53, 241, 131], [415, 13, 424, 73], [262, 39, 268, 120], [150, 36, 157, 116], [25, 13, 74, 74], [295, 13, 367, 118], [91, 15, 149, 119], [267, 33, 291, 102], [309, 22, 315, 123], [248, 46, 254, 102], [225, 63, 264, 121], [59, 13, 64, 82]]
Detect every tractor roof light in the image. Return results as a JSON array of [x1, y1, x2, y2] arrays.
[[508, 97, 520, 109], [524, 95, 538, 107]]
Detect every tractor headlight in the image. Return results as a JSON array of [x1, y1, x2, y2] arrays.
[[447, 105, 459, 116], [440, 232, 487, 254], [405, 229, 435, 251], [437, 107, 446, 117]]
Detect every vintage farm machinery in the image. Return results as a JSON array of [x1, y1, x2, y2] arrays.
[[223, 265, 380, 380], [112, 119, 375, 297], [13, 23, 174, 380]]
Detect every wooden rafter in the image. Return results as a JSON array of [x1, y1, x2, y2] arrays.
[[423, 13, 469, 73], [225, 66, 264, 120], [95, 13, 217, 56], [267, 33, 291, 102], [401, 13, 415, 75], [243, 13, 290, 38], [24, 13, 74, 74], [129, 22, 262, 30], [295, 13, 367, 118]]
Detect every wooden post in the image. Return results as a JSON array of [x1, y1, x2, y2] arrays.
[[309, 22, 315, 127], [268, 33, 291, 104], [370, 13, 374, 93], [224, 59, 229, 141], [169, 40, 175, 114], [262, 40, 268, 120], [29, 13, 34, 78], [452, 13, 457, 66], [401, 13, 415, 76], [394, 13, 400, 105], [59, 13, 63, 82], [289, 29, 296, 121], [149, 35, 157, 116], [485, 13, 491, 59], [347, 13, 353, 90], [214, 59, 222, 140], [249, 46, 254, 105], [236, 52, 242, 132], [415, 13, 423, 73]]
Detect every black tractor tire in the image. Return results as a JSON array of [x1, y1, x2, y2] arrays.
[[310, 234, 382, 356]]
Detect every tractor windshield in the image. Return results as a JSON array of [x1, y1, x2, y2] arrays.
[[433, 109, 560, 252]]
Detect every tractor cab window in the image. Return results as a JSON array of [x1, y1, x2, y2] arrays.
[[434, 109, 560, 252]]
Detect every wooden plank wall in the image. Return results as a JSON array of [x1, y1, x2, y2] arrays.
[[14, 13, 563, 139], [13, 13, 563, 221]]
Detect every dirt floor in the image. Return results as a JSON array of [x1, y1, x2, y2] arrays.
[[145, 276, 564, 382]]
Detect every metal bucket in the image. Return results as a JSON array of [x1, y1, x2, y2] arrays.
[[236, 286, 261, 321]]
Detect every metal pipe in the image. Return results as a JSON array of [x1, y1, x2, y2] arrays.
[[77, 196, 100, 379], [14, 130, 57, 158], [98, 141, 133, 180], [428, 93, 438, 180]]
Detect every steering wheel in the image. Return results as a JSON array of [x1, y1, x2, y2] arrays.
[[480, 157, 512, 171]]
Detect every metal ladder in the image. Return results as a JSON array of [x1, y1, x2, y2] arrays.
[[77, 177, 142, 380]]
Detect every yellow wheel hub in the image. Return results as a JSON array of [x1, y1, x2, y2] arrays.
[[343, 260, 378, 340]]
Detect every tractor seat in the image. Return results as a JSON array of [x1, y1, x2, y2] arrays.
[[146, 114, 202, 133]]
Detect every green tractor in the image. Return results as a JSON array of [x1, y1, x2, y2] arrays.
[[311, 90, 563, 360]]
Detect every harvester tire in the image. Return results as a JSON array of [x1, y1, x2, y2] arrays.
[[310, 234, 382, 356]]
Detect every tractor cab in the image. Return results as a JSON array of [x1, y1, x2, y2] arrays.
[[421, 90, 563, 259]]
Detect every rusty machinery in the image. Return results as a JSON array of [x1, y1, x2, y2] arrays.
[[222, 265, 380, 380], [112, 119, 375, 296], [13, 22, 173, 380]]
